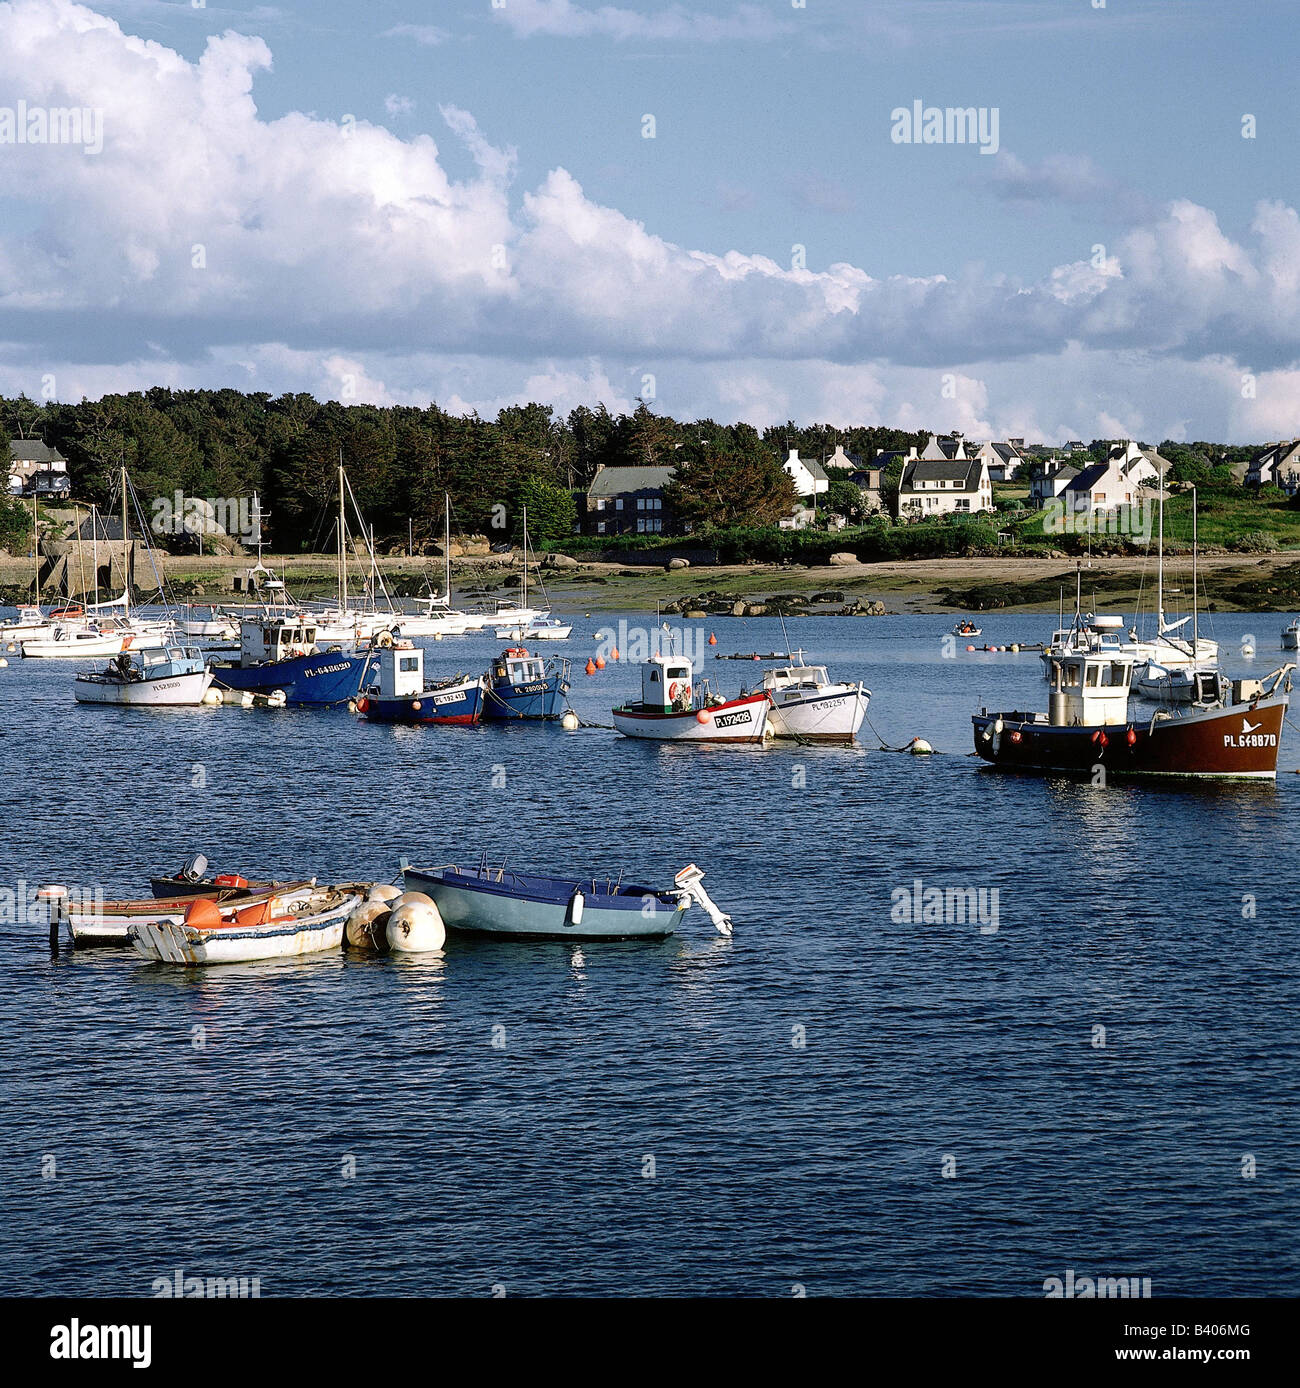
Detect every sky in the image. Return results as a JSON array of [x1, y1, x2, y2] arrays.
[[0, 0, 1297, 443]]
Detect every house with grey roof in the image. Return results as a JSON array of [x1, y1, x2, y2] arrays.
[[1247, 439, 1300, 491], [7, 438, 68, 494], [782, 448, 830, 499], [973, 438, 1030, 481], [1028, 459, 1078, 508], [582, 463, 678, 536], [919, 432, 969, 462], [898, 457, 992, 519], [1060, 443, 1164, 515]]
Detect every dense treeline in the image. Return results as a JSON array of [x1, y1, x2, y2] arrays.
[[0, 389, 923, 549]]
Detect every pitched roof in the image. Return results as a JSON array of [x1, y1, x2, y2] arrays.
[[1064, 463, 1110, 494], [900, 459, 985, 491], [8, 439, 65, 462], [803, 457, 829, 483], [587, 465, 676, 498]]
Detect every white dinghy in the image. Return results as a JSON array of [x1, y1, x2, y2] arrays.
[[130, 887, 361, 965]]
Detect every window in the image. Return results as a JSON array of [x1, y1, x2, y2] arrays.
[[399, 657, 419, 673], [596, 521, 605, 534], [594, 498, 605, 511], [650, 669, 661, 682], [615, 498, 623, 510]]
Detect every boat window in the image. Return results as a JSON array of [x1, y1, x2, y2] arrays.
[[1085, 664, 1100, 687], [399, 657, 419, 673], [649, 669, 661, 682]]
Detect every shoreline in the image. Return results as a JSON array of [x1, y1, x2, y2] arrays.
[[4, 551, 1299, 614]]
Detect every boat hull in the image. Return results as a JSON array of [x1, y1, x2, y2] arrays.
[[361, 677, 484, 724], [211, 651, 369, 706], [404, 867, 684, 940], [74, 670, 213, 706], [972, 696, 1288, 780], [612, 692, 771, 742], [481, 674, 568, 720], [70, 882, 315, 945], [130, 894, 358, 964], [765, 684, 869, 741]]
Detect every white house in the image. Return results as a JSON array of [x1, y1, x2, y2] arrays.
[[1107, 439, 1168, 489], [1028, 459, 1078, 508], [7, 438, 67, 494], [919, 433, 968, 462], [783, 448, 830, 499], [973, 438, 1030, 481], [898, 458, 992, 518]]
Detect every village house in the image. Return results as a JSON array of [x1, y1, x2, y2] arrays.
[[782, 448, 830, 499], [898, 457, 993, 518], [582, 463, 677, 536], [7, 438, 68, 495], [1060, 442, 1166, 515], [919, 432, 969, 462], [1027, 459, 1079, 508], [972, 437, 1031, 482], [1246, 439, 1300, 491]]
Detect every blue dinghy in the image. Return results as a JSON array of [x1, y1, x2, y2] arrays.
[[403, 861, 732, 940]]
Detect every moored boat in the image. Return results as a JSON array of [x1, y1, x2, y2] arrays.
[[953, 619, 982, 637], [974, 647, 1294, 780], [751, 652, 869, 742], [68, 880, 316, 946], [130, 886, 361, 964], [356, 642, 485, 724], [481, 647, 570, 720], [74, 643, 213, 706], [1282, 618, 1300, 650], [612, 653, 770, 742], [209, 613, 369, 706], [403, 860, 733, 940]]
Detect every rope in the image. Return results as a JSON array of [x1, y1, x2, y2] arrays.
[[862, 709, 940, 754]]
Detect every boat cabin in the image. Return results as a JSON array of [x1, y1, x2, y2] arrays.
[[1047, 649, 1134, 726], [240, 616, 319, 666], [376, 642, 424, 698], [493, 648, 547, 686], [639, 653, 694, 713], [761, 662, 830, 696], [114, 645, 207, 680]]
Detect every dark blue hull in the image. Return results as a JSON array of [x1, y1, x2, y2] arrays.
[[482, 674, 567, 720], [361, 680, 483, 724], [211, 652, 369, 706]]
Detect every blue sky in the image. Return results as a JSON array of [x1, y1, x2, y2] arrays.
[[1, 0, 1298, 442]]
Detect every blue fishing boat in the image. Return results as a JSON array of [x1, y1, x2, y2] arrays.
[[209, 614, 369, 707], [356, 643, 484, 724], [402, 860, 732, 940], [481, 647, 570, 720]]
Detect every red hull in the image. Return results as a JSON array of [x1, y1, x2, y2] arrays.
[[972, 696, 1288, 779]]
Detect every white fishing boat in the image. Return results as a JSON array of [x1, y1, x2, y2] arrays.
[[1282, 618, 1300, 650], [66, 881, 316, 946], [130, 887, 361, 965], [74, 644, 213, 706], [493, 616, 572, 641], [612, 653, 771, 743], [753, 653, 870, 741]]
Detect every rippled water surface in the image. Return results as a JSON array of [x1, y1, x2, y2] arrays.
[[1, 609, 1297, 1296]]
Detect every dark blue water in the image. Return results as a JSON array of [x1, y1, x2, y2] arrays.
[[2, 610, 1297, 1297]]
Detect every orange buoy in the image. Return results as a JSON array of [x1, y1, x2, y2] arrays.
[[966, 645, 975, 652], [356, 696, 370, 714], [183, 898, 222, 930], [584, 658, 596, 676], [1126, 728, 1137, 746], [753, 654, 760, 661], [595, 655, 606, 670], [708, 633, 717, 645], [610, 646, 619, 661], [695, 710, 710, 724]]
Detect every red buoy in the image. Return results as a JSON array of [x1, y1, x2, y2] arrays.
[[595, 655, 606, 670], [1126, 728, 1137, 746], [610, 646, 619, 661], [708, 633, 717, 646], [584, 659, 596, 676]]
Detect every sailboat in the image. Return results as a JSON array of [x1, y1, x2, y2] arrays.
[[393, 495, 472, 637], [307, 462, 400, 641], [21, 471, 175, 657], [490, 506, 570, 639]]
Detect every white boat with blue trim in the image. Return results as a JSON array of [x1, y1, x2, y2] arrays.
[[403, 860, 732, 940], [752, 653, 870, 742], [74, 643, 213, 705]]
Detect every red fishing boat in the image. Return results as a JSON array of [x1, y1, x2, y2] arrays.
[[973, 649, 1294, 780]]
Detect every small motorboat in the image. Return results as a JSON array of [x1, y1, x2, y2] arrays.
[[1282, 618, 1300, 650], [402, 860, 733, 940], [67, 881, 316, 946], [952, 619, 982, 637], [481, 647, 570, 720], [74, 643, 214, 706], [612, 654, 770, 742], [148, 854, 285, 899], [179, 605, 239, 639], [752, 652, 869, 742], [130, 885, 362, 964], [492, 615, 573, 641], [22, 616, 174, 659], [355, 642, 485, 724], [1133, 659, 1229, 706]]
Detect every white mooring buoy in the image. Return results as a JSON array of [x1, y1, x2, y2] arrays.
[[561, 710, 580, 731], [386, 900, 446, 953], [909, 737, 934, 755]]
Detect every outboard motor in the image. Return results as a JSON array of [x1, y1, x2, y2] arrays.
[[179, 853, 209, 884]]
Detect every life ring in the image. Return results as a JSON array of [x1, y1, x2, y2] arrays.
[[668, 681, 681, 700], [375, 631, 393, 649]]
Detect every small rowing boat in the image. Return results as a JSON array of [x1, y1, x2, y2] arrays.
[[130, 886, 361, 964], [68, 881, 316, 946]]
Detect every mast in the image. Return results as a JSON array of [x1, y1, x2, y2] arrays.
[[1156, 481, 1164, 637], [32, 494, 39, 605], [91, 505, 99, 607], [1191, 485, 1198, 658], [338, 456, 348, 616], [521, 504, 528, 610], [74, 504, 87, 603], [121, 463, 129, 618], [444, 493, 451, 603]]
